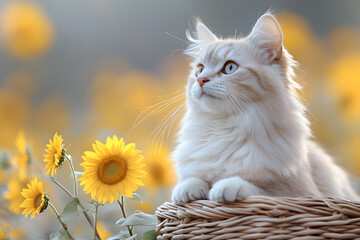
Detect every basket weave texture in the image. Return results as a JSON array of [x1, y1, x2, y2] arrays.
[[155, 196, 360, 240]]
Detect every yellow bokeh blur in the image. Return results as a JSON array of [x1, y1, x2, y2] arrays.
[[143, 145, 176, 194], [1, 1, 53, 59], [328, 54, 360, 122], [0, 3, 359, 239], [0, 220, 24, 239]]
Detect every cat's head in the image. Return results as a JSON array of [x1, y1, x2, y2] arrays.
[[185, 12, 298, 115]]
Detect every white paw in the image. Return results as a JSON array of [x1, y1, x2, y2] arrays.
[[172, 177, 210, 204], [209, 177, 262, 202]]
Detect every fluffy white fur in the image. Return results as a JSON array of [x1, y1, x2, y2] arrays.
[[171, 13, 359, 203]]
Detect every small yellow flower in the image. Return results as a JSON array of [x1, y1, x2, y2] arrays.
[[96, 222, 112, 239], [43, 132, 65, 176], [4, 175, 28, 214], [79, 135, 147, 204], [13, 130, 30, 180], [20, 177, 48, 219], [1, 1, 54, 59], [143, 146, 176, 194]]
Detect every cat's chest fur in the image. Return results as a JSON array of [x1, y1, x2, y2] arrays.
[[172, 106, 307, 185], [173, 112, 258, 184]]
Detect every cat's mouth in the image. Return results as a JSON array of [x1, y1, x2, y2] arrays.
[[200, 89, 219, 99], [200, 91, 216, 99]]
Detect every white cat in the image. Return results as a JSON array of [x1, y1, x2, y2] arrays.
[[171, 12, 359, 203]]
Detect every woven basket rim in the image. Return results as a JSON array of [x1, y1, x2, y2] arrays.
[[156, 196, 360, 239], [156, 196, 360, 220]]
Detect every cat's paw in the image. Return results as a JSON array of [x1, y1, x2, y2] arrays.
[[172, 177, 210, 204], [209, 177, 262, 202]]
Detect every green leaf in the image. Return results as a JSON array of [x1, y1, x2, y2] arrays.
[[107, 230, 137, 240], [60, 198, 80, 219], [60, 230, 69, 238], [116, 211, 158, 226], [143, 230, 158, 240], [49, 232, 61, 240], [116, 217, 126, 226], [129, 192, 142, 202], [74, 171, 83, 181]]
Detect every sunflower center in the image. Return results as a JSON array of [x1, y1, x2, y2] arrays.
[[150, 163, 165, 184], [34, 194, 43, 209], [97, 155, 127, 185]]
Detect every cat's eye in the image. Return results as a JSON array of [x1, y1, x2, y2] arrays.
[[222, 61, 238, 75], [195, 65, 204, 77]]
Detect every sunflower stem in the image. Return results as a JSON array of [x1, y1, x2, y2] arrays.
[[65, 153, 78, 198], [51, 177, 101, 239], [117, 196, 133, 237], [51, 177, 73, 198], [94, 203, 102, 240], [79, 201, 101, 239], [48, 201, 74, 240]]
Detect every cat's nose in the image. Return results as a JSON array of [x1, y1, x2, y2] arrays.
[[197, 77, 210, 87]]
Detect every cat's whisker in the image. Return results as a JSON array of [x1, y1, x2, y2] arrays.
[[227, 89, 254, 106], [222, 96, 235, 119], [228, 94, 248, 122], [169, 49, 185, 57], [221, 96, 230, 116], [130, 92, 185, 131], [149, 101, 185, 153], [221, 95, 231, 114], [165, 32, 189, 44], [153, 104, 184, 155], [156, 88, 185, 99], [150, 101, 184, 144], [155, 103, 185, 155], [229, 89, 254, 103], [224, 90, 243, 110], [229, 94, 247, 111], [167, 104, 185, 139], [225, 95, 244, 122], [156, 103, 184, 142]]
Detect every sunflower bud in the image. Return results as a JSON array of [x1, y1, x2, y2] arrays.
[[0, 151, 10, 169], [40, 194, 49, 213]]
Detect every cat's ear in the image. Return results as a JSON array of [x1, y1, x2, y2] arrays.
[[247, 13, 283, 61], [196, 20, 217, 42], [185, 19, 217, 56]]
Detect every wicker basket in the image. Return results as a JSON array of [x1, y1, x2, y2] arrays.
[[155, 196, 360, 240]]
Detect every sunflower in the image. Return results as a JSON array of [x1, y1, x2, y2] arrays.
[[143, 146, 176, 194], [4, 175, 28, 214], [79, 135, 147, 204], [43, 132, 65, 176], [14, 130, 30, 180], [20, 177, 48, 219]]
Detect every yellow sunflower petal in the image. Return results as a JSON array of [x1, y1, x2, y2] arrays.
[[43, 133, 64, 176], [19, 177, 47, 219], [79, 136, 147, 203]]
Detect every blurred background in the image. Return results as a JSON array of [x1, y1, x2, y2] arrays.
[[0, 0, 360, 239]]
